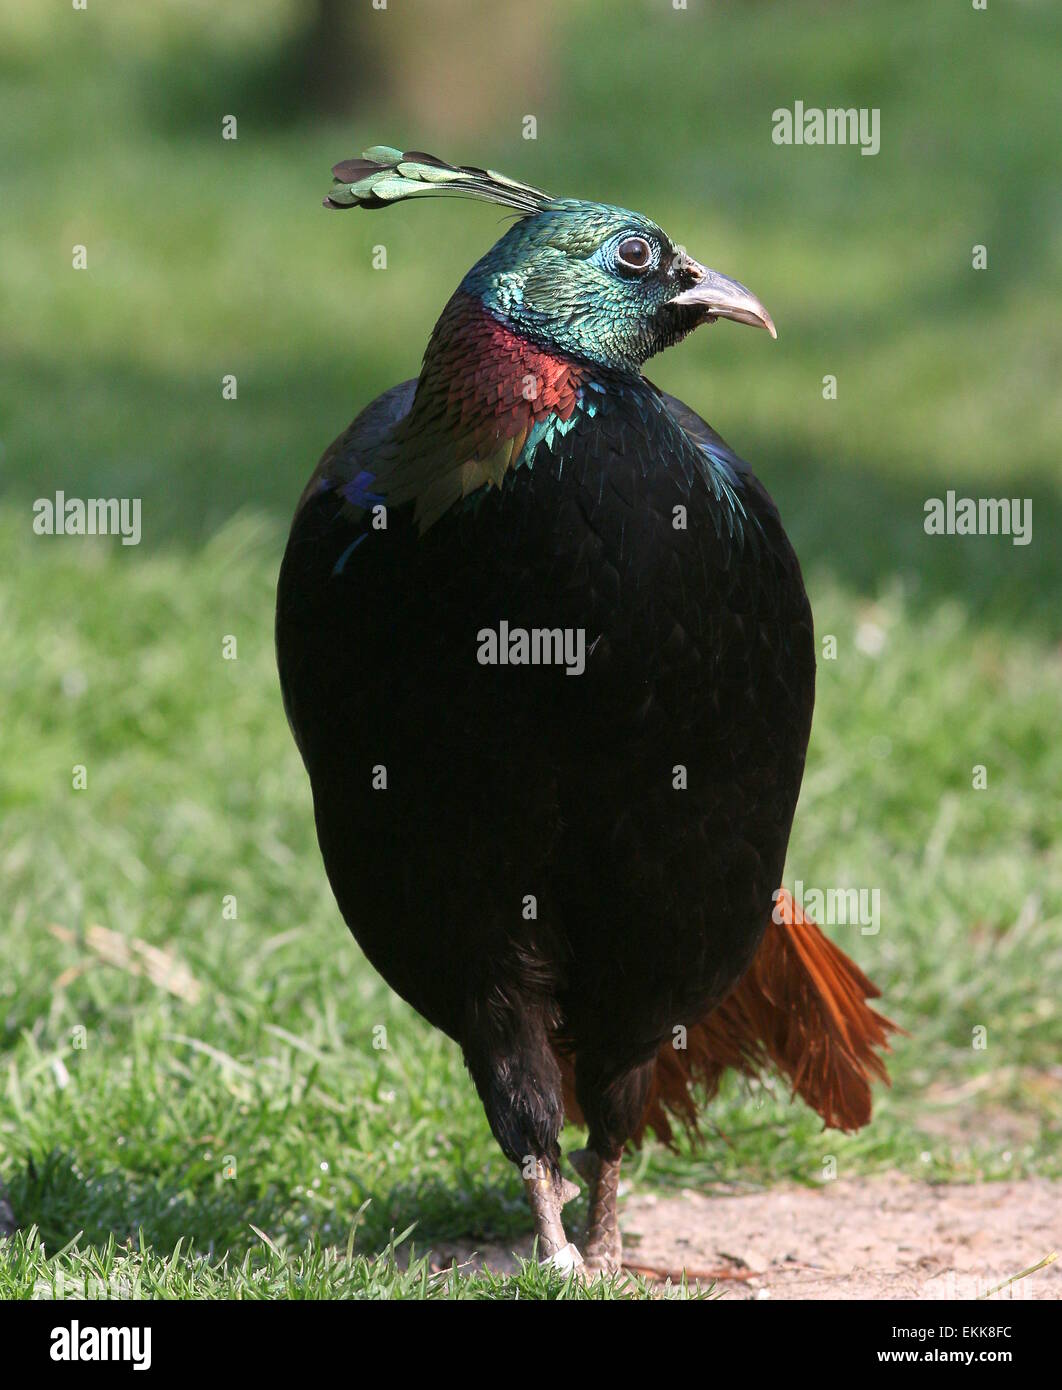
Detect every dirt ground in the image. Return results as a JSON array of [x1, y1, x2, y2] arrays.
[[429, 1176, 1061, 1299]]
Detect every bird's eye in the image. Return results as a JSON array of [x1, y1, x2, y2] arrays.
[[616, 236, 653, 273]]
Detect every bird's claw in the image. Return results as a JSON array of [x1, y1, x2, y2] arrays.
[[544, 1241, 584, 1273]]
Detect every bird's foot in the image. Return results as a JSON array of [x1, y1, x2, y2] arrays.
[[525, 1152, 623, 1278], [524, 1160, 580, 1267], [574, 1227, 622, 1282], [545, 1241, 584, 1274], [580, 1230, 622, 1277], [573, 1148, 624, 1278]]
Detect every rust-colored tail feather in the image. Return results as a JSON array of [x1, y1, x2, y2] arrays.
[[560, 889, 898, 1144]]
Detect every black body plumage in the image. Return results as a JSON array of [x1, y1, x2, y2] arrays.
[[277, 369, 815, 1168]]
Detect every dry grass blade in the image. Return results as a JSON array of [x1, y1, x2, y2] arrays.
[[978, 1251, 1058, 1300], [49, 923, 202, 1004]]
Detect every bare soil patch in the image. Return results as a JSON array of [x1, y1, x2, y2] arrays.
[[428, 1176, 1061, 1299]]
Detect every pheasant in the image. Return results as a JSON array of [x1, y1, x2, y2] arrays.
[[276, 148, 895, 1275]]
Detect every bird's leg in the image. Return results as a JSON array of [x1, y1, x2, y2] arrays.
[[585, 1153, 623, 1273], [569, 1052, 653, 1277], [523, 1160, 582, 1270], [570, 1147, 623, 1274], [461, 985, 581, 1270]]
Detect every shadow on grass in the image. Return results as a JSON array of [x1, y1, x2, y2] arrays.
[[4, 1148, 537, 1264], [356, 1171, 539, 1255], [5, 1149, 300, 1258]]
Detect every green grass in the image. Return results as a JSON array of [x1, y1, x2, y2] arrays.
[[2, 1226, 695, 1301], [1, 0, 1060, 1298]]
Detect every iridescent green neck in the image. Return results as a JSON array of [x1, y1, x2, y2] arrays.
[[458, 204, 669, 373]]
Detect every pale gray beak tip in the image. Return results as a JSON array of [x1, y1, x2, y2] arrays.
[[671, 264, 777, 340]]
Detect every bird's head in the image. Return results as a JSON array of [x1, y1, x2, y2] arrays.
[[325, 146, 775, 375]]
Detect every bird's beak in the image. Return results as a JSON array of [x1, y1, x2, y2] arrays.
[[669, 260, 777, 339]]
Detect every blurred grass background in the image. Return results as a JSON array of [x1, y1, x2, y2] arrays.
[[1, 0, 1060, 1297]]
